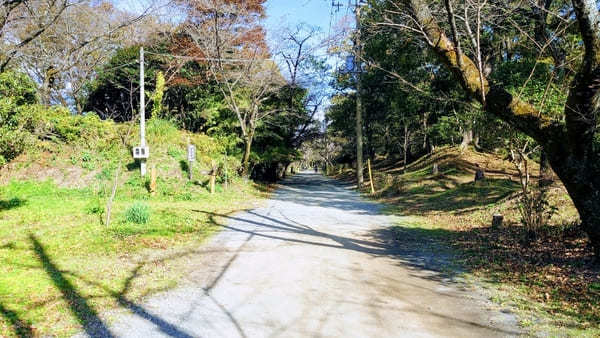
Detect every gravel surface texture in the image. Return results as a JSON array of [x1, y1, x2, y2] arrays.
[[76, 172, 521, 338]]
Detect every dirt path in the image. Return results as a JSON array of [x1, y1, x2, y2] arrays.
[[83, 172, 521, 337]]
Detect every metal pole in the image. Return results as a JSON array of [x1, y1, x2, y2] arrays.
[[140, 47, 147, 176]]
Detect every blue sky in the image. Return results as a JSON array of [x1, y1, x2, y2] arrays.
[[265, 0, 353, 118], [264, 0, 353, 48], [265, 0, 333, 34]]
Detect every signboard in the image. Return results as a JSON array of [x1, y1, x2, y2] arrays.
[[133, 146, 149, 159], [187, 145, 196, 162]]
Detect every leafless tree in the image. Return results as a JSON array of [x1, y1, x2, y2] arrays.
[[181, 0, 284, 176], [11, 0, 165, 110]]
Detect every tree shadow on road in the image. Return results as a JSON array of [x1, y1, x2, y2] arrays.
[[272, 174, 382, 216], [196, 209, 523, 336], [197, 208, 464, 287], [196, 209, 393, 256]]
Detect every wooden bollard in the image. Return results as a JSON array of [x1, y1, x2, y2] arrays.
[[367, 159, 375, 195], [209, 160, 217, 194], [474, 165, 485, 182], [492, 214, 503, 228], [150, 165, 157, 196]]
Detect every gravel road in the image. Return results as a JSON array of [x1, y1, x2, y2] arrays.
[[79, 172, 521, 337]]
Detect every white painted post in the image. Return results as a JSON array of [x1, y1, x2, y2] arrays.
[[140, 47, 147, 176], [187, 143, 196, 180]]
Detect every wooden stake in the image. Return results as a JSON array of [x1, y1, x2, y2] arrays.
[[492, 214, 503, 228], [150, 165, 157, 196], [367, 158, 375, 194], [105, 168, 118, 227], [224, 152, 229, 190], [210, 160, 217, 194]]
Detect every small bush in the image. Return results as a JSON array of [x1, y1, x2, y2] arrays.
[[96, 168, 112, 180], [84, 199, 103, 215], [0, 197, 27, 210], [177, 192, 193, 201], [0, 71, 38, 106], [147, 118, 178, 143], [124, 202, 150, 224], [167, 146, 184, 159], [81, 151, 92, 162]]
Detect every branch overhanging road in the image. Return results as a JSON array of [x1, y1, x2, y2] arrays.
[[82, 172, 521, 338]]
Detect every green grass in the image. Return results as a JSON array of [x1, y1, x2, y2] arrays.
[[0, 177, 266, 337], [124, 202, 150, 224]]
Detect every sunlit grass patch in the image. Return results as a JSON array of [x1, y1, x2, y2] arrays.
[[0, 178, 266, 337]]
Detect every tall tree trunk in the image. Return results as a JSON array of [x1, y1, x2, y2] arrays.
[[548, 154, 600, 258], [283, 162, 290, 179], [539, 150, 554, 188], [41, 77, 52, 106], [460, 128, 473, 149], [400, 0, 600, 256], [473, 131, 480, 150], [422, 111, 429, 152], [384, 125, 391, 156], [403, 124, 410, 173], [241, 133, 253, 177]]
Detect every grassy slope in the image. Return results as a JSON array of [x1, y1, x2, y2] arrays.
[[0, 119, 269, 337], [335, 146, 599, 337]]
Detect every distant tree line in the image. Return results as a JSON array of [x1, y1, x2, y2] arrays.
[[0, 0, 324, 181]]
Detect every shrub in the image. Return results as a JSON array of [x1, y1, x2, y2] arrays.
[[0, 126, 33, 163], [84, 199, 103, 215], [510, 143, 557, 240], [167, 146, 184, 158], [147, 118, 178, 143], [0, 71, 38, 107], [0, 72, 39, 164], [124, 202, 150, 224]]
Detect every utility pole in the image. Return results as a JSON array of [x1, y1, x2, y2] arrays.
[[354, 1, 364, 189], [132, 47, 149, 175], [140, 47, 147, 176]]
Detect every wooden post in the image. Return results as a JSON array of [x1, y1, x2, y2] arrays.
[[210, 160, 217, 194], [150, 165, 157, 196], [492, 214, 503, 228], [367, 159, 375, 194], [474, 164, 485, 182], [224, 152, 229, 190]]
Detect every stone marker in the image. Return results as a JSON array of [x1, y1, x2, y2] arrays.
[[474, 165, 485, 182], [492, 214, 503, 228]]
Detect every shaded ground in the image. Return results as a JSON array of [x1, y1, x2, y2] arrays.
[[78, 172, 521, 337], [335, 146, 599, 335]]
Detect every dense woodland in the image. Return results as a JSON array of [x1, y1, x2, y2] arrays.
[[1, 0, 600, 335], [321, 0, 600, 259], [0, 0, 323, 182], [2, 0, 600, 255]]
